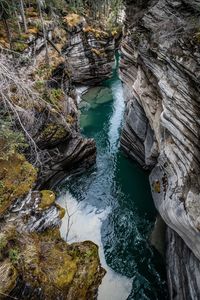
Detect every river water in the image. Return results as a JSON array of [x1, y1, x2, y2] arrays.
[[57, 64, 167, 299]]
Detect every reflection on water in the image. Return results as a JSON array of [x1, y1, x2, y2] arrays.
[[57, 66, 167, 299]]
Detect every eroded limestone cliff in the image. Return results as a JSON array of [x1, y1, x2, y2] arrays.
[[119, 0, 200, 298]]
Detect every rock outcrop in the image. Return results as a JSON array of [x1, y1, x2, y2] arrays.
[[64, 14, 116, 85], [120, 0, 200, 298], [0, 190, 105, 299]]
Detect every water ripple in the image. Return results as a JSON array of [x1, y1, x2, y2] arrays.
[[57, 71, 167, 299]]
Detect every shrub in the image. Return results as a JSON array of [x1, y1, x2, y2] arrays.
[[0, 119, 28, 160]]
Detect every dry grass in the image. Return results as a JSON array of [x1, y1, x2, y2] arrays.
[[63, 13, 82, 27]]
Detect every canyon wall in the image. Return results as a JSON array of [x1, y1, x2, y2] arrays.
[[119, 0, 200, 298], [17, 14, 116, 187], [65, 15, 115, 85], [0, 11, 116, 298]]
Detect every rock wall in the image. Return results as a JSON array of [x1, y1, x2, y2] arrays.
[[0, 11, 116, 298], [64, 15, 115, 85], [119, 0, 200, 298], [13, 14, 116, 187], [166, 227, 200, 300]]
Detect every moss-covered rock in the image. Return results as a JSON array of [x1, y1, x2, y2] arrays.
[[38, 122, 70, 146], [39, 190, 56, 210], [13, 42, 28, 52], [56, 203, 66, 219], [0, 226, 105, 300], [0, 153, 37, 215]]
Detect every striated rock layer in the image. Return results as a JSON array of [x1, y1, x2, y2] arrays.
[[64, 15, 115, 85], [166, 227, 200, 300], [16, 19, 98, 188], [120, 0, 200, 298]]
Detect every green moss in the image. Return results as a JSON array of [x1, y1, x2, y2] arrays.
[[84, 247, 97, 259], [18, 33, 29, 40], [0, 121, 28, 160], [36, 64, 54, 80], [34, 80, 45, 91], [56, 203, 66, 219], [0, 225, 104, 299], [64, 241, 105, 298], [49, 88, 64, 102], [0, 152, 37, 215], [9, 248, 20, 264], [13, 42, 28, 52], [34, 81, 65, 113], [47, 88, 65, 112], [0, 181, 5, 190], [34, 20, 43, 31], [0, 236, 7, 251], [40, 122, 68, 143], [44, 245, 78, 289], [18, 232, 101, 298], [39, 190, 56, 210]]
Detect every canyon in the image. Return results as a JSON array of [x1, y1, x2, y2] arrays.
[[1, 0, 200, 298], [119, 0, 200, 298]]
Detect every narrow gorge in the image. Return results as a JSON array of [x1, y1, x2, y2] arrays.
[[0, 0, 200, 299]]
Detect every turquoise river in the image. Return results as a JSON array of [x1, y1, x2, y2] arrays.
[[57, 62, 168, 300]]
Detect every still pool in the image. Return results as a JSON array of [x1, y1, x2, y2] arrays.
[[57, 65, 167, 300]]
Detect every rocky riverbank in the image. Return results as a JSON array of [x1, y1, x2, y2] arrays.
[[119, 0, 200, 298]]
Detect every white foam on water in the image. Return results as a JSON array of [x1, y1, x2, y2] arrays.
[[76, 86, 89, 104], [57, 191, 132, 300], [108, 80, 125, 153]]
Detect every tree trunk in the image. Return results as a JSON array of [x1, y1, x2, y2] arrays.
[[37, 0, 49, 65], [12, 0, 22, 34], [20, 0, 28, 32]]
